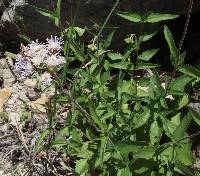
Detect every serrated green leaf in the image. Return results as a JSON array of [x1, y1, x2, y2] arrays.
[[75, 159, 89, 175], [88, 99, 107, 131], [104, 60, 110, 70], [117, 11, 142, 22], [74, 27, 85, 36], [34, 128, 50, 152], [51, 137, 68, 148], [159, 114, 176, 140], [132, 146, 155, 159], [150, 120, 162, 145], [159, 145, 175, 162], [108, 52, 123, 60], [133, 107, 150, 129], [171, 113, 181, 126], [101, 71, 110, 84], [177, 143, 195, 166], [117, 168, 132, 176], [146, 13, 179, 23], [175, 161, 193, 176], [110, 62, 132, 70], [102, 108, 115, 120], [138, 49, 159, 61], [177, 94, 189, 110], [137, 63, 159, 70], [70, 128, 83, 145], [34, 6, 57, 20], [140, 31, 158, 42], [97, 136, 108, 168], [150, 69, 165, 97], [173, 112, 192, 141], [189, 108, 200, 126], [179, 51, 187, 65], [178, 66, 200, 79], [116, 142, 146, 155], [104, 31, 115, 49], [121, 80, 135, 95], [169, 75, 193, 92], [164, 26, 179, 66], [77, 143, 94, 159], [137, 86, 149, 97], [95, 152, 111, 168]]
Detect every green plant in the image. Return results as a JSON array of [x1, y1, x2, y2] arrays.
[[26, 1, 200, 175]]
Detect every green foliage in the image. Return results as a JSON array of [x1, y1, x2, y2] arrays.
[[138, 49, 159, 61], [117, 12, 142, 22], [75, 159, 89, 175], [146, 13, 179, 23], [178, 66, 200, 79], [33, 4, 199, 175], [117, 12, 178, 23], [32, 0, 61, 26], [164, 25, 179, 67]]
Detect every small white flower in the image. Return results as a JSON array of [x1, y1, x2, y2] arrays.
[[33, 46, 49, 58], [45, 54, 65, 67], [40, 72, 53, 86], [14, 36, 65, 80], [56, 56, 66, 66], [31, 54, 46, 66], [45, 54, 58, 67], [27, 41, 46, 56], [46, 35, 64, 52], [21, 41, 49, 66]]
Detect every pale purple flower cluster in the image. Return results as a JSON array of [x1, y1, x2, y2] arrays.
[[15, 55, 33, 78], [40, 72, 53, 86], [46, 36, 64, 52], [14, 36, 66, 85]]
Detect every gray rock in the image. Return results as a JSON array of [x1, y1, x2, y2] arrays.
[[0, 58, 15, 88], [0, 0, 25, 23], [189, 102, 200, 114], [26, 89, 39, 101], [0, 0, 200, 42]]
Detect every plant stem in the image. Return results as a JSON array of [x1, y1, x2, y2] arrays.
[[62, 0, 81, 83], [95, 0, 120, 41], [178, 0, 193, 51]]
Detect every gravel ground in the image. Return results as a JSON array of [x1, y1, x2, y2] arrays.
[[0, 56, 74, 175]]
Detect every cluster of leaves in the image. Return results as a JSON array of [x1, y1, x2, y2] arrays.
[[33, 2, 200, 175]]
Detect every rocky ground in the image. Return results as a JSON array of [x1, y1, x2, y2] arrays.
[[0, 56, 73, 175], [0, 54, 200, 175]]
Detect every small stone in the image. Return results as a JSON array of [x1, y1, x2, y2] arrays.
[[2, 69, 15, 87], [2, 69, 14, 79], [26, 89, 39, 101], [9, 112, 21, 126], [0, 88, 12, 112], [31, 95, 49, 113], [0, 58, 15, 87], [188, 102, 200, 114], [24, 79, 37, 88], [0, 58, 7, 69], [0, 124, 9, 134]]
